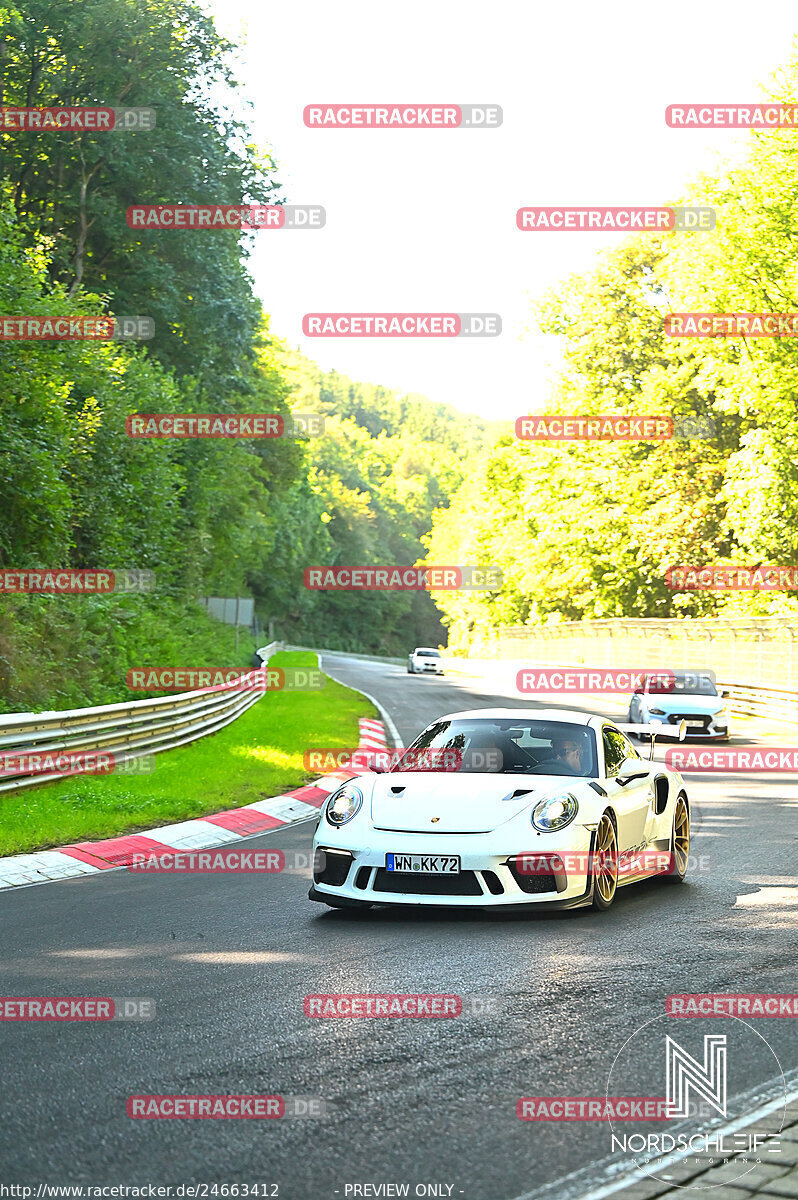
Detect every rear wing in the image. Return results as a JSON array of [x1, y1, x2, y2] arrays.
[[619, 719, 687, 760]]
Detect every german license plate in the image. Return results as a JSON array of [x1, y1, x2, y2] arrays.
[[386, 853, 460, 874], [686, 720, 704, 728]]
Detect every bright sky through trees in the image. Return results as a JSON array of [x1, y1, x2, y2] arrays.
[[208, 0, 798, 419]]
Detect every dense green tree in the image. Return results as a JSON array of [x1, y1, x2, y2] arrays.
[[0, 0, 279, 396]]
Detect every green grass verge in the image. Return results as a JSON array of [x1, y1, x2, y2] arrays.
[[0, 651, 378, 856]]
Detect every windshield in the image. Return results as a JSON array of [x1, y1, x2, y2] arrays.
[[416, 649, 440, 658], [647, 671, 717, 696], [392, 718, 597, 776]]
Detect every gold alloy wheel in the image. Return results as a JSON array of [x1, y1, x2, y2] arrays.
[[592, 813, 618, 908], [673, 795, 690, 878]]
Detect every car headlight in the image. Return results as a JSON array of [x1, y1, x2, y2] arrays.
[[531, 792, 579, 832], [325, 783, 363, 827], [713, 706, 729, 720], [648, 707, 666, 716]]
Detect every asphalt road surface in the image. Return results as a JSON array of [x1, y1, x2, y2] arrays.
[[1, 653, 797, 1200]]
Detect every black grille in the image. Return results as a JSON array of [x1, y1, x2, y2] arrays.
[[482, 870, 505, 896], [314, 848, 353, 886], [654, 775, 669, 815], [506, 859, 557, 894], [668, 713, 711, 733], [372, 868, 483, 896], [354, 866, 372, 890]]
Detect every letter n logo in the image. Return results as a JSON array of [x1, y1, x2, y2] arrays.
[[666, 1034, 727, 1118]]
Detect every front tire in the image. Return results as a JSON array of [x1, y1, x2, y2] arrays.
[[591, 813, 618, 910], [664, 794, 690, 883]]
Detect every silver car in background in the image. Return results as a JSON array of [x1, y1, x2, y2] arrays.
[[628, 670, 730, 740]]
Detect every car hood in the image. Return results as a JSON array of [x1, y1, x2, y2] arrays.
[[643, 694, 723, 714], [369, 772, 584, 834]]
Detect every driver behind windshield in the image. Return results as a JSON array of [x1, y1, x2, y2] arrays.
[[394, 720, 594, 776], [549, 735, 586, 775]]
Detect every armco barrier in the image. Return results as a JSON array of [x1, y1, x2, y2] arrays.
[[721, 682, 798, 724], [497, 616, 798, 690], [445, 655, 798, 727], [0, 642, 284, 795], [288, 643, 798, 728]]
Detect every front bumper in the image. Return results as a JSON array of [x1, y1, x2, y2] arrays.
[[639, 711, 729, 740], [309, 825, 596, 908]]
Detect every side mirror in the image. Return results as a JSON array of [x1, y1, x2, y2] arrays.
[[616, 757, 650, 785], [362, 750, 390, 774], [721, 689, 730, 700]]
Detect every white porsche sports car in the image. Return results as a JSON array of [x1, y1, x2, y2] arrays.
[[309, 708, 690, 913]]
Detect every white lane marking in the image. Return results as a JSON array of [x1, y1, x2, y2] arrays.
[[321, 657, 399, 747]]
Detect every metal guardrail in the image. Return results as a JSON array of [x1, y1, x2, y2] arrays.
[[721, 682, 798, 725], [0, 642, 284, 795], [497, 617, 798, 691], [447, 654, 798, 728]]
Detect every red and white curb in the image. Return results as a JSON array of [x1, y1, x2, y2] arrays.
[[0, 717, 388, 891]]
